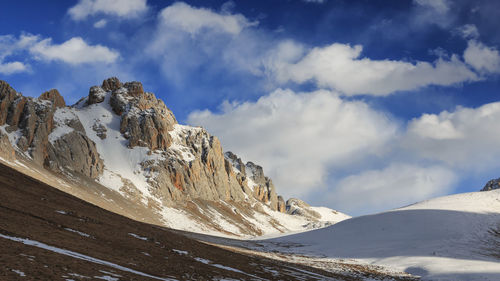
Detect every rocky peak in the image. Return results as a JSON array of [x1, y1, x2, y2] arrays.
[[81, 77, 178, 151], [224, 151, 246, 176], [481, 178, 500, 191], [39, 89, 66, 108], [123, 81, 144, 97], [101, 77, 122, 92], [245, 161, 266, 185]]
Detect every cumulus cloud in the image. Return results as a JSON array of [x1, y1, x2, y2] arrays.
[[463, 40, 500, 74], [68, 0, 148, 20], [404, 102, 500, 169], [0, 35, 29, 75], [268, 43, 478, 96], [188, 89, 397, 197], [0, 34, 119, 70], [158, 2, 256, 35], [0, 61, 28, 75], [187, 86, 500, 215], [29, 37, 119, 65], [330, 164, 456, 214], [147, 2, 266, 87]]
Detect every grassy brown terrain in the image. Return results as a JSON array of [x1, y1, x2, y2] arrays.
[[0, 162, 364, 280]]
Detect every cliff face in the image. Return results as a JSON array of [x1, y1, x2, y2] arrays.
[[0, 78, 349, 237], [0, 81, 103, 178]]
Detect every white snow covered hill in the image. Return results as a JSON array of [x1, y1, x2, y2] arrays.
[[264, 189, 500, 280]]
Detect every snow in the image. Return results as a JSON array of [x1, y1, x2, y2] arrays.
[[94, 276, 119, 281], [0, 124, 23, 148], [172, 249, 188, 255], [64, 228, 91, 238], [12, 269, 25, 277], [168, 124, 203, 162], [0, 233, 176, 281], [49, 108, 79, 143], [128, 233, 148, 241], [194, 257, 211, 264], [268, 190, 500, 280]]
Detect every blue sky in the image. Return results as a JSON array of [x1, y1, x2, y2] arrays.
[[1, 0, 500, 215]]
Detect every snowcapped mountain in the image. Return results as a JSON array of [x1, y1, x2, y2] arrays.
[[266, 189, 500, 280], [0, 78, 348, 238]]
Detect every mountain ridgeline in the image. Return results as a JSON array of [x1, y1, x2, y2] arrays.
[[0, 78, 349, 237]]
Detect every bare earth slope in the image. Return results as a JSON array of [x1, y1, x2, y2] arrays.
[[0, 162, 355, 280]]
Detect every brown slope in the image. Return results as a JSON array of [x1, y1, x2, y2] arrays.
[[0, 162, 352, 281]]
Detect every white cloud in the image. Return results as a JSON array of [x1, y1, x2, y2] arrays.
[[158, 2, 256, 35], [414, 0, 450, 14], [458, 24, 480, 39], [268, 43, 478, 96], [0, 61, 28, 75], [330, 164, 456, 214], [68, 0, 148, 20], [29, 37, 119, 65], [93, 19, 108, 28], [0, 34, 33, 75], [403, 102, 500, 170], [188, 88, 397, 197], [463, 40, 500, 74]]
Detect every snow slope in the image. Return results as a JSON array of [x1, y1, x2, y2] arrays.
[[269, 190, 500, 280]]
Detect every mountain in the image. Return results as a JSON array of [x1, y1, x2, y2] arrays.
[[0, 78, 348, 238], [0, 161, 350, 280], [263, 189, 500, 281]]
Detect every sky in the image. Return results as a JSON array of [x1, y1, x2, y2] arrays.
[[1, 0, 500, 216]]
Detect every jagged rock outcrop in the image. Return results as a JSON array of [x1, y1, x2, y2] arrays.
[[225, 152, 283, 211], [0, 80, 103, 179], [104, 78, 177, 151], [40, 89, 66, 108], [481, 178, 500, 191], [286, 198, 321, 219]]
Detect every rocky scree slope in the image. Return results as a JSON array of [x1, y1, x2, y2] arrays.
[[0, 78, 349, 238]]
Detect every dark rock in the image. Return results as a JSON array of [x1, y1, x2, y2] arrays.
[[481, 178, 500, 191]]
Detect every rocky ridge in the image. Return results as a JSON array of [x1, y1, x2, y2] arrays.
[[0, 78, 349, 237], [481, 178, 500, 191]]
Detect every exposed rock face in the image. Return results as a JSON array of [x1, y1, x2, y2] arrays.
[[0, 80, 103, 179], [225, 152, 282, 211], [0, 130, 15, 161], [481, 178, 500, 191], [39, 89, 66, 108], [103, 78, 177, 151], [286, 198, 321, 219]]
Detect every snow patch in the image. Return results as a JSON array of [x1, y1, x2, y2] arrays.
[[128, 233, 148, 241]]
